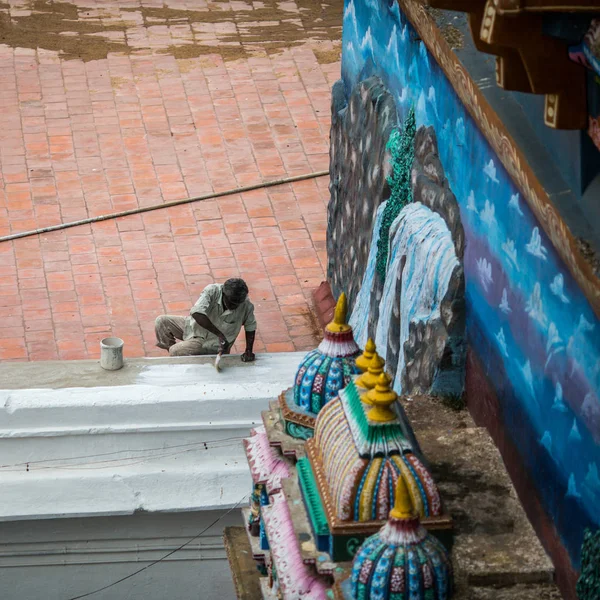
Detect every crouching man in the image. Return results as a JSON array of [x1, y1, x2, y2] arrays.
[[155, 278, 256, 361]]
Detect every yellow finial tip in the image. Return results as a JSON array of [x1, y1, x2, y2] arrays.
[[334, 293, 347, 324], [371, 354, 385, 372], [356, 338, 377, 373], [390, 476, 415, 520], [326, 292, 351, 333], [356, 350, 385, 392], [365, 370, 398, 422], [377, 371, 392, 388]]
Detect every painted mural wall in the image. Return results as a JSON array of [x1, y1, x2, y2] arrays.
[[331, 0, 600, 572]]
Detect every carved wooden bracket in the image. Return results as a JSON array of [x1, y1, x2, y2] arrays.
[[495, 52, 532, 92], [415, 0, 594, 129]]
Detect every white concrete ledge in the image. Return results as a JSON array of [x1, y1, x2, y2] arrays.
[[0, 352, 305, 390], [1, 465, 251, 521], [0, 353, 305, 522], [0, 353, 303, 436], [0, 383, 285, 436]]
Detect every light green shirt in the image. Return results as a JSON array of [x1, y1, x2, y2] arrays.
[[184, 283, 257, 351]]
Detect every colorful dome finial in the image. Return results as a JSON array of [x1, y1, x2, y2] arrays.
[[288, 291, 360, 426], [390, 475, 415, 520], [325, 293, 351, 333], [350, 458, 453, 600], [355, 338, 376, 373], [366, 372, 398, 422], [355, 352, 385, 394]]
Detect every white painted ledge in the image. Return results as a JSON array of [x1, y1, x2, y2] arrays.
[[0, 353, 303, 436], [0, 353, 305, 522], [1, 464, 251, 521]]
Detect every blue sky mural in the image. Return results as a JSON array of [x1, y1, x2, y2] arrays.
[[341, 0, 600, 564]]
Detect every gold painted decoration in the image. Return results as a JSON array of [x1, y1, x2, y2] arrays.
[[355, 352, 385, 395], [325, 292, 352, 333], [390, 475, 416, 520], [355, 338, 376, 373], [366, 372, 398, 422]]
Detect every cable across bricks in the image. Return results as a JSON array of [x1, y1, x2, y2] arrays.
[[0, 170, 330, 243]]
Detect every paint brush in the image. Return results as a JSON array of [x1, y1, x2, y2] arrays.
[[214, 352, 222, 372]]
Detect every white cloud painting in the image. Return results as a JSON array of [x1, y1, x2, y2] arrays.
[[509, 192, 524, 216], [483, 159, 499, 183], [526, 282, 548, 330], [476, 257, 493, 292], [550, 273, 570, 304], [526, 227, 548, 260]]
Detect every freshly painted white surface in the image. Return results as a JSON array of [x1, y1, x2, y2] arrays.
[[0, 353, 305, 598], [0, 353, 303, 436], [0, 381, 287, 435], [0, 353, 304, 522], [0, 352, 305, 390]]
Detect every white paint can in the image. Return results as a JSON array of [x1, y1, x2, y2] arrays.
[[100, 337, 124, 371]]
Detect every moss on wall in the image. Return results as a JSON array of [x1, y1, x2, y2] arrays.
[[577, 529, 600, 599], [375, 107, 416, 281]]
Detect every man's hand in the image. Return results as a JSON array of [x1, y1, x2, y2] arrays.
[[218, 335, 229, 355], [241, 350, 255, 363], [243, 330, 256, 363]]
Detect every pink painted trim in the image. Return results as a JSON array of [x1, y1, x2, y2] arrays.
[[244, 427, 291, 493], [378, 516, 428, 546], [317, 332, 359, 358], [262, 492, 329, 599]]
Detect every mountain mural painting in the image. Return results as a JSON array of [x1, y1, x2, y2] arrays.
[[345, 115, 466, 398]]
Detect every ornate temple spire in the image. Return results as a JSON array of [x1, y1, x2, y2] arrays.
[[310, 376, 444, 538], [350, 456, 453, 599], [365, 372, 398, 422], [325, 292, 352, 333], [285, 290, 360, 434], [355, 338, 376, 373], [355, 351, 385, 392]]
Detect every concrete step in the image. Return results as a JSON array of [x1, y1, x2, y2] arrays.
[[1, 458, 252, 521], [0, 352, 306, 391], [0, 426, 250, 470], [402, 395, 555, 588], [0, 427, 252, 466], [0, 353, 305, 522]]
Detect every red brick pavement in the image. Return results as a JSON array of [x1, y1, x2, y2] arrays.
[[0, 39, 339, 361]]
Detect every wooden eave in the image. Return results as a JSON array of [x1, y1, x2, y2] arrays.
[[415, 0, 595, 129]]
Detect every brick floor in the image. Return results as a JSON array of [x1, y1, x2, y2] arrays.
[[0, 1, 341, 361]]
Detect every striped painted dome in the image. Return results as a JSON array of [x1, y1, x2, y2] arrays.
[[350, 477, 453, 600], [312, 379, 443, 523]]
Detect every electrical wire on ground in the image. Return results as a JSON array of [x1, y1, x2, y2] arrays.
[[66, 494, 247, 600], [0, 170, 329, 243]]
